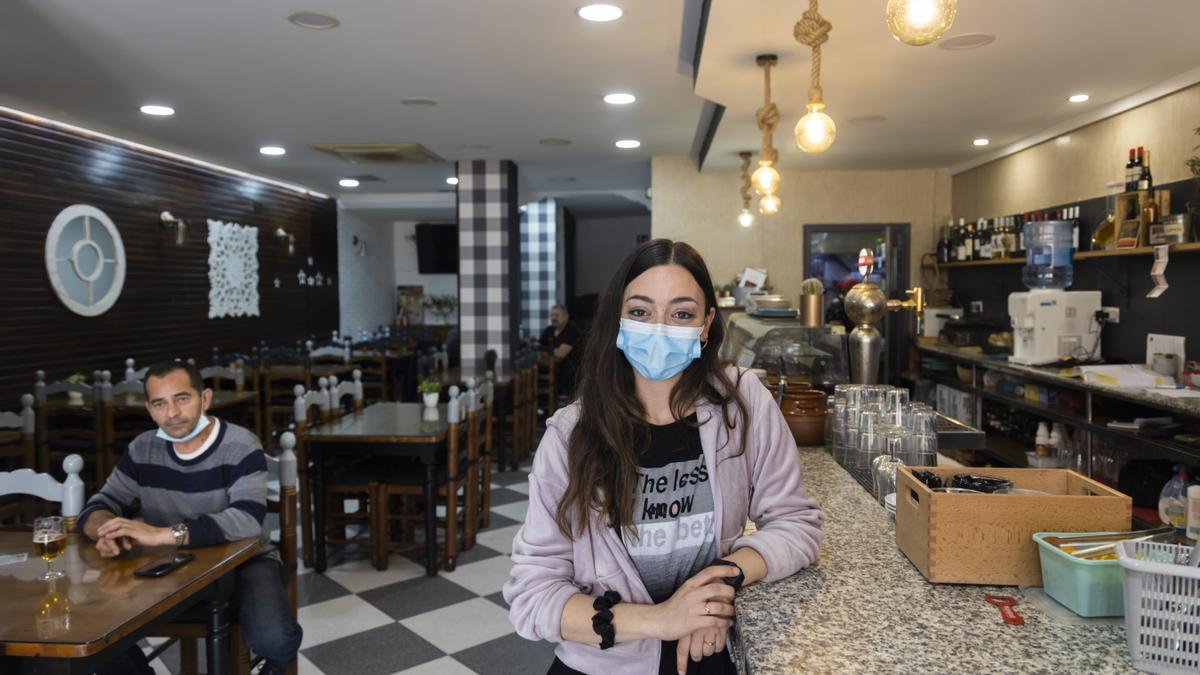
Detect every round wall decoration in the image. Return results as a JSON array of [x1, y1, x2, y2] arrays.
[[44, 204, 127, 317]]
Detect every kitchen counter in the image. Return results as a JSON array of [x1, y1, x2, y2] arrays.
[[731, 447, 1133, 674], [918, 342, 1200, 419]]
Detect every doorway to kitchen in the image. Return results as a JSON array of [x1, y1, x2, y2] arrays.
[[803, 224, 911, 385]]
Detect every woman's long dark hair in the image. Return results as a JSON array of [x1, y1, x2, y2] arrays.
[[555, 239, 749, 538]]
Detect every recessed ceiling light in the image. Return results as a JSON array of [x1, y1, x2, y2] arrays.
[[539, 138, 572, 146], [604, 93, 636, 105], [973, 138, 990, 147], [446, 176, 459, 186], [288, 12, 340, 30], [577, 4, 623, 22], [615, 139, 641, 149], [847, 115, 887, 124], [259, 145, 286, 156], [937, 33, 996, 51], [338, 178, 360, 188], [1068, 93, 1090, 103], [401, 98, 438, 107], [140, 104, 175, 117]]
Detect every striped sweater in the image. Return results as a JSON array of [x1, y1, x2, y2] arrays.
[[78, 419, 271, 556]]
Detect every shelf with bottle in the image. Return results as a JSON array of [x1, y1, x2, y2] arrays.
[[925, 240, 1200, 268]]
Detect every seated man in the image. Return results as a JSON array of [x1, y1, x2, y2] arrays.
[[538, 304, 581, 399], [78, 360, 302, 675]]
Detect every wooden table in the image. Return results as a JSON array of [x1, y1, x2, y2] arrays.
[[301, 402, 450, 576], [0, 532, 259, 674]]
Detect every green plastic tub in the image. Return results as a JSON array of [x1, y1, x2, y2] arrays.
[[1032, 532, 1125, 617]]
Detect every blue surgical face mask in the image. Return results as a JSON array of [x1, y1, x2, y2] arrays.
[[615, 318, 704, 381], [156, 413, 211, 443]]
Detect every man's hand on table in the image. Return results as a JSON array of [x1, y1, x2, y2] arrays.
[[94, 517, 174, 556]]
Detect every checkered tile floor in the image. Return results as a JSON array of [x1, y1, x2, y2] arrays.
[[141, 462, 553, 675]]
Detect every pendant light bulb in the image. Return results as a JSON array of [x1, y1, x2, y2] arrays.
[[795, 101, 837, 154], [758, 194, 781, 216], [737, 209, 755, 228], [751, 162, 780, 196], [886, 0, 957, 46]]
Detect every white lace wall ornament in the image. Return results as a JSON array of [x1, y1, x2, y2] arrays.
[[207, 219, 260, 318]]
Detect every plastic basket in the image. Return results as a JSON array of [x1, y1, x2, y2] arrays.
[[1116, 540, 1200, 674], [1032, 532, 1124, 617]]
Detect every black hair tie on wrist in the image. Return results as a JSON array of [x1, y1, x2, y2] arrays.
[[591, 590, 622, 649]]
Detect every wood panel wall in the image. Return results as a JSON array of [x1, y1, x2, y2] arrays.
[[0, 109, 338, 406]]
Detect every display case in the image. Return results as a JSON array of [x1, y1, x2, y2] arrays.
[[719, 313, 850, 391]]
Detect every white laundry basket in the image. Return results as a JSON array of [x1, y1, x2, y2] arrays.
[[1116, 540, 1200, 674]]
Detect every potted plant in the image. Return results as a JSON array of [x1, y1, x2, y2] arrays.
[[418, 379, 442, 408], [800, 278, 825, 327], [65, 373, 89, 405]]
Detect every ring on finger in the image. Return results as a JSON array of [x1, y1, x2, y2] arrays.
[[704, 640, 715, 647], [704, 602, 711, 615]]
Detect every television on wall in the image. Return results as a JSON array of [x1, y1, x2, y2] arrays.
[[415, 223, 458, 274]]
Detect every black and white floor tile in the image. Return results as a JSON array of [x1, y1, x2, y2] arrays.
[[142, 462, 554, 675]]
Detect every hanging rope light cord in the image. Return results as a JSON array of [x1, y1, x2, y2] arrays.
[[794, 0, 831, 108], [755, 56, 780, 168], [739, 152, 753, 210], [794, 0, 837, 153]]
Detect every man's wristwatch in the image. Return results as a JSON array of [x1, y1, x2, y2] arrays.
[[170, 522, 188, 547], [713, 559, 745, 590]]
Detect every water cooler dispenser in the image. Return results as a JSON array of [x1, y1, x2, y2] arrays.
[[1008, 221, 1102, 365]]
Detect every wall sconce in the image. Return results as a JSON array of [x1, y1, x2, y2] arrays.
[[159, 211, 186, 245], [275, 227, 295, 255], [352, 235, 368, 257]]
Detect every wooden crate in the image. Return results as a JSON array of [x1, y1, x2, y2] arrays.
[[895, 466, 1131, 586]]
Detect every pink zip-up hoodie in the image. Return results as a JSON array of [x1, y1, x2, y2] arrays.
[[503, 367, 823, 673]]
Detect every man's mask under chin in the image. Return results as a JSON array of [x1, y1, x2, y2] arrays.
[[155, 413, 211, 443]]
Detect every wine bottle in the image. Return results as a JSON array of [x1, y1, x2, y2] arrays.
[[956, 218, 968, 261], [937, 226, 950, 263], [1125, 149, 1136, 192], [1138, 150, 1153, 192]]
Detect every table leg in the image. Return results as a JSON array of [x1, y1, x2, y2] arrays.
[[424, 460, 437, 576], [314, 446, 327, 573], [206, 595, 232, 675]]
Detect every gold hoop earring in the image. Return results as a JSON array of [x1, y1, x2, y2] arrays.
[[700, 337, 709, 350]]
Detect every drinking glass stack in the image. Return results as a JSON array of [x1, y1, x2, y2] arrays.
[[828, 384, 940, 511]]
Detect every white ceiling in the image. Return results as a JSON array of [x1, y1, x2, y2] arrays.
[[0, 0, 704, 204], [697, 0, 1200, 172], [5, 0, 1200, 207]]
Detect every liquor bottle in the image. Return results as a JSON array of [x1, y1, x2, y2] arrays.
[[1134, 146, 1145, 189], [964, 221, 976, 260], [937, 226, 950, 264], [1070, 206, 1080, 251], [1125, 148, 1136, 192], [1138, 150, 1153, 192], [956, 218, 968, 261], [1017, 213, 1027, 253]]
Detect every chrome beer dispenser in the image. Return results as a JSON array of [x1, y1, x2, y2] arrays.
[[844, 249, 925, 384]]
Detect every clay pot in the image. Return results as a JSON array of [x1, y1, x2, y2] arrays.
[[765, 376, 813, 398], [780, 389, 827, 446]]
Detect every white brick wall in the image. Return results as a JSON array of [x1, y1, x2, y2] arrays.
[[337, 208, 397, 338]]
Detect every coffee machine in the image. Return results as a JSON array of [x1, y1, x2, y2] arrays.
[[1008, 289, 1102, 365]]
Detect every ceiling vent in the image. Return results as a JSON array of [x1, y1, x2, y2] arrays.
[[311, 143, 444, 164]]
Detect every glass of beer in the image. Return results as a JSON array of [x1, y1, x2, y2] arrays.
[[33, 516, 66, 581]]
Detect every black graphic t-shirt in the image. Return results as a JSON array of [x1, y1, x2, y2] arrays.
[[625, 413, 717, 603]]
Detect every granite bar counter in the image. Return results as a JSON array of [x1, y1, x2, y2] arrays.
[[731, 447, 1134, 674]]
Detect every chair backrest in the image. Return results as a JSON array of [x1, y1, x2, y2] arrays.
[[102, 371, 144, 401], [328, 371, 364, 414], [34, 370, 100, 404], [0, 455, 85, 527], [0, 394, 35, 436], [264, 346, 308, 367], [308, 339, 349, 365], [268, 433, 299, 571], [200, 364, 245, 393], [292, 383, 330, 432], [122, 358, 149, 383]]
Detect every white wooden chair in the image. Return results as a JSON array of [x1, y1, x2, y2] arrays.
[[0, 395, 37, 522], [122, 357, 148, 383], [327, 370, 364, 415], [34, 370, 105, 486], [0, 454, 85, 531], [292, 383, 330, 568]]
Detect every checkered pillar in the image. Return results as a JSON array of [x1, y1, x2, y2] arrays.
[[457, 160, 521, 375], [519, 198, 557, 334]]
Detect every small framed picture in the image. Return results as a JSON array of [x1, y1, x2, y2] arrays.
[[1115, 219, 1143, 249]]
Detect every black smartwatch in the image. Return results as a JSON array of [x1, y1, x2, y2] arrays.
[[713, 559, 745, 590]]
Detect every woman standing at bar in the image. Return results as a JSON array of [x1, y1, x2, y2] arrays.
[[504, 239, 823, 674]]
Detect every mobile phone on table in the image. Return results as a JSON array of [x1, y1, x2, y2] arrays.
[[133, 552, 195, 578]]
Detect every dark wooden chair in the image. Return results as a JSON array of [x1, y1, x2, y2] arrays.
[[99, 372, 156, 482], [148, 433, 300, 675], [34, 370, 105, 489], [262, 347, 311, 450], [373, 405, 475, 571], [320, 373, 379, 566], [536, 353, 557, 420], [291, 383, 330, 569], [350, 347, 389, 403]]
